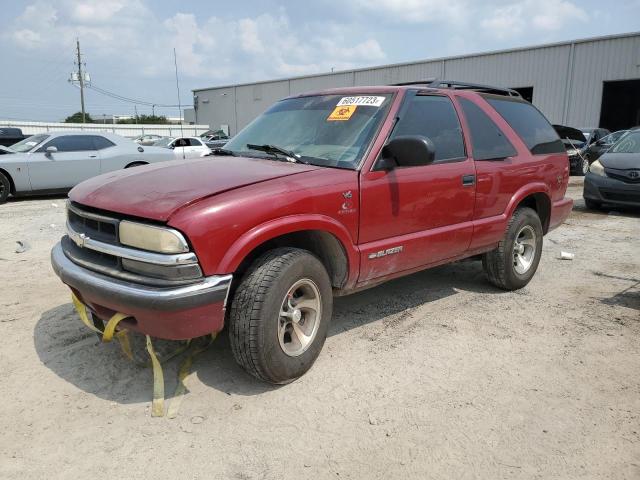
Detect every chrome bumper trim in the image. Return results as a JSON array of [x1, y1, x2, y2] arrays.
[[51, 243, 231, 311], [66, 221, 198, 266]]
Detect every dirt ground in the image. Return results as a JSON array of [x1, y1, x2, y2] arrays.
[[1, 179, 639, 479]]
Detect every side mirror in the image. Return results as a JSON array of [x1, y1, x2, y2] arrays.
[[374, 136, 436, 171], [45, 146, 58, 156]]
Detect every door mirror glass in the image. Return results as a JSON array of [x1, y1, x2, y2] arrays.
[[375, 136, 435, 170]]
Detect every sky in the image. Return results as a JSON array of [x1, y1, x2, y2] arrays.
[[1, 0, 639, 122]]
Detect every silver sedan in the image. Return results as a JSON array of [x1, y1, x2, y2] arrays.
[[0, 131, 175, 203]]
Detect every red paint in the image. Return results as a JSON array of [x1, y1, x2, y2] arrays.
[[67, 85, 573, 339]]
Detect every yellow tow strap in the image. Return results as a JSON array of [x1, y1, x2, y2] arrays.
[[70, 293, 216, 418]]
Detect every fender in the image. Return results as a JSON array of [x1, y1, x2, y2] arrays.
[[504, 181, 550, 219], [218, 214, 360, 288], [470, 182, 550, 251]]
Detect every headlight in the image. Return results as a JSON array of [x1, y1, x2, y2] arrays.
[[589, 160, 606, 177], [566, 149, 578, 156], [119, 221, 189, 253]]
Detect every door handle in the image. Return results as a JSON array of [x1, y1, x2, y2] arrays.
[[462, 174, 476, 186], [89, 155, 97, 158]]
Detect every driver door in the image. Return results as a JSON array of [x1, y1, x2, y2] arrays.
[[28, 135, 100, 190], [358, 94, 476, 282]]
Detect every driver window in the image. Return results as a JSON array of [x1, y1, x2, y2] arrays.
[[391, 95, 466, 162]]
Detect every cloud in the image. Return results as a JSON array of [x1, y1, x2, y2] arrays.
[[5, 1, 386, 84], [354, 0, 471, 25], [480, 0, 588, 38]]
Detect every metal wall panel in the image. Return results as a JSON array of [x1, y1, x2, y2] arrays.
[[193, 33, 640, 134], [566, 35, 640, 127]]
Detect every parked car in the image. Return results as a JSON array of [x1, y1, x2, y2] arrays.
[[200, 129, 229, 142], [0, 132, 174, 203], [134, 134, 163, 146], [583, 129, 640, 210], [581, 127, 610, 146], [154, 136, 211, 159], [553, 124, 589, 175], [584, 129, 630, 163], [0, 127, 27, 148], [51, 82, 572, 384]]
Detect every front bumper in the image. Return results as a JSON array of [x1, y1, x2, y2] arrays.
[[51, 242, 232, 339], [583, 173, 640, 207]]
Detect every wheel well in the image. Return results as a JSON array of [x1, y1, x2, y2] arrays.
[[517, 193, 551, 233], [125, 161, 148, 168], [234, 230, 349, 289], [0, 168, 15, 194]]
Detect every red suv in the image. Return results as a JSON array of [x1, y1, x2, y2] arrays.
[[51, 81, 573, 383]]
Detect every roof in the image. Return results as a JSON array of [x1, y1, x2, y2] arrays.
[[193, 31, 640, 93]]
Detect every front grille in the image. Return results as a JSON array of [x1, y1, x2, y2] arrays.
[[605, 169, 640, 184], [63, 202, 202, 286], [67, 203, 118, 244], [600, 190, 640, 204]]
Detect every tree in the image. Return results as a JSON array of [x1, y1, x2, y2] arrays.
[[64, 111, 95, 123], [117, 114, 169, 124]]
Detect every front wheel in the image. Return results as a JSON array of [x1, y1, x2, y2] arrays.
[[228, 247, 333, 384], [0, 172, 10, 204], [482, 207, 543, 291]]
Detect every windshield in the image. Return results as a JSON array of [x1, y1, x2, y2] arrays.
[[8, 134, 49, 153], [223, 94, 393, 169], [152, 137, 173, 147], [611, 131, 640, 154]]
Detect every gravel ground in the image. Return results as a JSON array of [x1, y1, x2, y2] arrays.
[[1, 179, 639, 479]]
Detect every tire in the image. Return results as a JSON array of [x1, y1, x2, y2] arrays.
[[229, 247, 333, 384], [0, 172, 10, 204], [482, 207, 543, 291], [125, 161, 147, 169], [584, 198, 601, 210], [579, 155, 589, 176]]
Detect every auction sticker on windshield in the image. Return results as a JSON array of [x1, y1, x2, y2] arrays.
[[337, 96, 385, 107], [327, 105, 357, 121]]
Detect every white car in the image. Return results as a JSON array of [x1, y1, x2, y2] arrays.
[[0, 131, 175, 203], [154, 136, 212, 159]]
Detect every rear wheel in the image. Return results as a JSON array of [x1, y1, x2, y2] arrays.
[[228, 247, 332, 384], [482, 207, 543, 290], [0, 172, 10, 204]]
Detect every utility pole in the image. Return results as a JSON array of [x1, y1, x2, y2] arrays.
[[76, 39, 86, 123]]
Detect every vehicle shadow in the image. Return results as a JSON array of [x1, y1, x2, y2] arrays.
[[34, 261, 501, 404], [572, 197, 640, 219], [7, 192, 69, 203]]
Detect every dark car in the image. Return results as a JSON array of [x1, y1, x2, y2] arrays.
[[584, 130, 640, 209], [0, 128, 27, 148], [553, 125, 588, 175], [581, 127, 610, 146], [584, 130, 630, 163]]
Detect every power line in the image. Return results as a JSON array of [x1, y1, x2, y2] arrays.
[[87, 83, 183, 108]]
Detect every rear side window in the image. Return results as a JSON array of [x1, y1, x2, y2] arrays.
[[458, 98, 517, 160], [40, 135, 96, 152], [391, 95, 466, 162], [486, 97, 564, 154], [91, 136, 116, 150]]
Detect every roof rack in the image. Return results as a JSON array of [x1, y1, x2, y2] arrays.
[[392, 79, 521, 97]]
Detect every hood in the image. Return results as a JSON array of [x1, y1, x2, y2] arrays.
[[553, 125, 586, 150], [0, 145, 14, 154], [599, 152, 640, 170], [69, 156, 321, 221]]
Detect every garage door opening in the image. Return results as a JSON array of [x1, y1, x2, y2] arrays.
[[511, 86, 533, 103], [599, 79, 640, 131]]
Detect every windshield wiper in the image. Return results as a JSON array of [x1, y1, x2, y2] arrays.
[[209, 148, 236, 156], [246, 144, 306, 163]]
